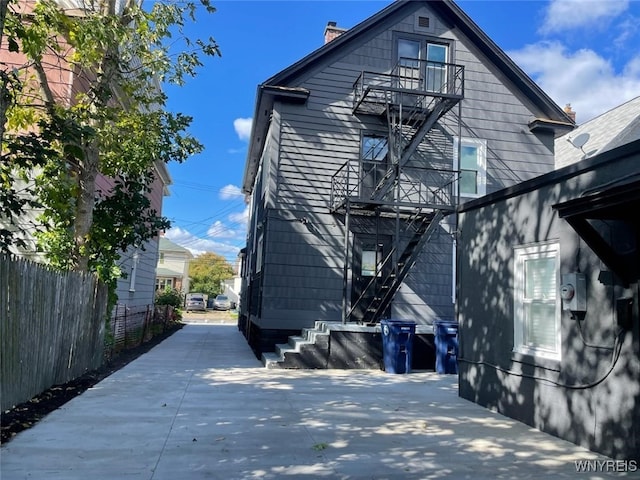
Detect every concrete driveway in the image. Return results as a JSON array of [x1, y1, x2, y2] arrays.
[[0, 322, 629, 479]]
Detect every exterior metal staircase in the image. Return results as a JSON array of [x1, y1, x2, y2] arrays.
[[350, 209, 444, 325], [330, 58, 464, 324]]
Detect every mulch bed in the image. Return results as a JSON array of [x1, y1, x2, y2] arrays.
[[1, 322, 184, 445]]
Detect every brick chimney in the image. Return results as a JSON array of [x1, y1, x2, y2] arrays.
[[564, 103, 576, 122], [324, 21, 347, 44]]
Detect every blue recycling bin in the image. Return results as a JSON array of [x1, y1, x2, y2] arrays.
[[434, 320, 458, 374], [380, 319, 416, 374]]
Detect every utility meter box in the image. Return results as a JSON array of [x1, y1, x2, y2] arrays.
[[560, 273, 586, 313]]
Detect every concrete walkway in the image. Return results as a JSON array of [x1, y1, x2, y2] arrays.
[[0, 323, 630, 479]]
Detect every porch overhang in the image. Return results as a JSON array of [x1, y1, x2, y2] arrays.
[[553, 179, 640, 286]]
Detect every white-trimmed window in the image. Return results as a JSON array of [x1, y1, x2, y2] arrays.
[[256, 231, 264, 273], [156, 278, 173, 291], [454, 137, 487, 198], [513, 242, 561, 360]]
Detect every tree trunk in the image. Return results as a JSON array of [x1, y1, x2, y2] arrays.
[[73, 143, 100, 272]]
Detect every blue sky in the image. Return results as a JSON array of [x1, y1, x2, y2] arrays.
[[161, 0, 640, 265]]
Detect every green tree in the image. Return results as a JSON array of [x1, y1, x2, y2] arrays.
[[1, 0, 220, 295], [189, 252, 234, 297]]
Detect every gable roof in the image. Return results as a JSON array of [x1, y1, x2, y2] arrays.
[[555, 96, 640, 168], [242, 0, 575, 195], [159, 237, 193, 257]]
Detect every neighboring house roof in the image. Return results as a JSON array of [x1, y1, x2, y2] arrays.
[[555, 96, 640, 168], [242, 0, 574, 195], [156, 267, 183, 277], [159, 237, 193, 257]]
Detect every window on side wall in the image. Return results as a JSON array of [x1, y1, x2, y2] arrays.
[[156, 278, 173, 291], [256, 231, 264, 273], [454, 137, 487, 198], [362, 135, 388, 162], [513, 242, 561, 361]]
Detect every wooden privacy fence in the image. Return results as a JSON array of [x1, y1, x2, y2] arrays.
[[0, 254, 108, 412]]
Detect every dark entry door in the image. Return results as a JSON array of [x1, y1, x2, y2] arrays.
[[351, 234, 392, 323]]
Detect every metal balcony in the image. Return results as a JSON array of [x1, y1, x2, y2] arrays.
[[353, 58, 464, 116], [330, 159, 457, 214]]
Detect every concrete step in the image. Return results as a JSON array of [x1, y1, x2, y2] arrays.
[[262, 324, 332, 368], [261, 352, 282, 369]]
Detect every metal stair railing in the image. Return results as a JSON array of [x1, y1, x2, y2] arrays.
[[347, 208, 431, 319], [372, 97, 458, 202], [358, 209, 445, 325], [347, 209, 445, 324]]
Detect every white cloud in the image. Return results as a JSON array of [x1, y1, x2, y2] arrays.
[[613, 15, 640, 49], [509, 41, 640, 122], [229, 206, 249, 227], [207, 220, 237, 239], [233, 118, 253, 142], [540, 0, 629, 34], [219, 184, 244, 200], [164, 227, 241, 258]]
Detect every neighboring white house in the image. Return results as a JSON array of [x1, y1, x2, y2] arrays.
[[155, 236, 193, 294], [222, 253, 243, 309]]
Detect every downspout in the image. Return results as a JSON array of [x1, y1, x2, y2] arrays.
[[342, 199, 351, 324]]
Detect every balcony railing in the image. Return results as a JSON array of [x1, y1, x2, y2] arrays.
[[353, 59, 464, 115], [330, 159, 457, 212]]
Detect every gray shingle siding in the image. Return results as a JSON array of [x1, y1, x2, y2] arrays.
[[242, 0, 568, 351]]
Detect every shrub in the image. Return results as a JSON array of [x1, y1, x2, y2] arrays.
[[155, 288, 183, 308]]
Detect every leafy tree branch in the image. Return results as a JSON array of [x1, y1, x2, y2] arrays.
[[1, 0, 220, 304]]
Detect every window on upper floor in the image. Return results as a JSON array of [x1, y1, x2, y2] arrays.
[[361, 134, 389, 198], [513, 242, 561, 361], [454, 137, 487, 198], [159, 252, 164, 264], [362, 135, 389, 162], [395, 36, 450, 93], [256, 231, 264, 273]]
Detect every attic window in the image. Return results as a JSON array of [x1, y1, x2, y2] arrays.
[[418, 16, 430, 28]]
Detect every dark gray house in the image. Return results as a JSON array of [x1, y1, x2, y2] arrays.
[[457, 99, 640, 460], [239, 0, 573, 367]]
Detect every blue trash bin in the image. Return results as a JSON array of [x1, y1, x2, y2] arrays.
[[434, 320, 458, 374], [380, 319, 416, 374]]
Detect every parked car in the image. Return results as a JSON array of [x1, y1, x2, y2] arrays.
[[185, 294, 207, 312], [213, 295, 231, 311]]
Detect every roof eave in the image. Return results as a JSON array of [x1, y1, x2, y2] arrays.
[[441, 0, 573, 123], [241, 86, 310, 196], [528, 118, 576, 138], [241, 0, 576, 194]]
